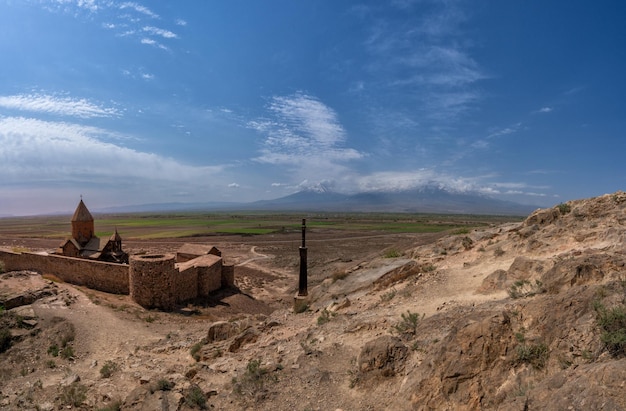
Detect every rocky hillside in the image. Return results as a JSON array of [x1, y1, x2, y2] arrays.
[[1, 192, 626, 410]]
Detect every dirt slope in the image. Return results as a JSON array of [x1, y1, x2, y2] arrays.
[[1, 192, 626, 410]]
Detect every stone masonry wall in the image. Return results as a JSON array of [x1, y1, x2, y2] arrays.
[[0, 249, 232, 311], [221, 264, 235, 288], [130, 254, 181, 310], [175, 264, 200, 303], [0, 249, 128, 294], [197, 262, 223, 297]]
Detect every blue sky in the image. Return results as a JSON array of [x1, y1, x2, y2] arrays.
[[0, 1, 625, 215]]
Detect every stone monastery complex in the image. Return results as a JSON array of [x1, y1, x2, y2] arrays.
[[0, 200, 234, 311], [56, 199, 129, 264]]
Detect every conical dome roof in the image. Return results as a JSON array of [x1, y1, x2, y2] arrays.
[[71, 199, 94, 222]]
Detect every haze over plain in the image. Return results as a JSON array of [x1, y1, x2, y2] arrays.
[[0, 1, 624, 215]]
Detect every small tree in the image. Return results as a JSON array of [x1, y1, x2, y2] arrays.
[[394, 310, 422, 335]]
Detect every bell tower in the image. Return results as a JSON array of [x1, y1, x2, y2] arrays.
[[71, 198, 94, 246]]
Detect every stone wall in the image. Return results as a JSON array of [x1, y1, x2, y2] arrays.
[[197, 261, 223, 297], [222, 264, 235, 288], [129, 254, 180, 310], [175, 264, 200, 304], [0, 248, 234, 311], [0, 249, 128, 294]]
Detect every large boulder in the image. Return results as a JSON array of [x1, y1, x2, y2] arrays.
[[357, 335, 408, 377], [541, 251, 626, 293], [206, 321, 240, 343]]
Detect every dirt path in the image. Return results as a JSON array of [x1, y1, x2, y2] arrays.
[[236, 246, 270, 267], [33, 284, 164, 368]]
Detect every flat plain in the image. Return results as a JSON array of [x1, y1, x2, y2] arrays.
[[0, 211, 520, 296]]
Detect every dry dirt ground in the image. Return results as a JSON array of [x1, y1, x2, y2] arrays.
[[2, 194, 626, 410]]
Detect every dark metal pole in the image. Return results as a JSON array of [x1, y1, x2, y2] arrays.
[[298, 218, 308, 296]]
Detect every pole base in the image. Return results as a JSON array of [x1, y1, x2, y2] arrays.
[[293, 294, 309, 313]]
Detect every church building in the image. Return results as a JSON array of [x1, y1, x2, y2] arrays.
[[57, 199, 129, 264]]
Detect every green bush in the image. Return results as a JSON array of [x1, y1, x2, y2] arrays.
[[508, 280, 546, 299], [595, 303, 626, 357], [380, 289, 396, 302], [317, 309, 333, 326], [60, 383, 88, 407], [100, 360, 118, 378], [184, 384, 207, 409], [232, 359, 276, 398], [47, 344, 59, 357], [384, 249, 402, 258], [557, 202, 571, 215], [516, 343, 549, 369], [190, 340, 205, 362], [60, 345, 74, 360]]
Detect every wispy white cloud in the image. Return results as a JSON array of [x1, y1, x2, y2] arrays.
[[140, 38, 168, 50], [0, 116, 223, 185], [444, 122, 522, 162], [228, 183, 240, 188], [250, 93, 363, 182], [41, 1, 178, 53], [395, 46, 485, 88], [47, 0, 101, 13], [0, 93, 120, 118], [564, 86, 585, 96], [252, 93, 362, 163], [143, 26, 177, 39], [538, 106, 553, 113], [119, 2, 159, 19], [247, 93, 544, 202], [121, 68, 156, 80], [487, 122, 523, 139], [362, 2, 485, 122]]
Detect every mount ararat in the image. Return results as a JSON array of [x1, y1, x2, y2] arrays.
[[97, 186, 539, 216]]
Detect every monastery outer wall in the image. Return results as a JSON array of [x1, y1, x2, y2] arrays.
[[197, 262, 223, 297], [176, 264, 200, 303], [0, 249, 128, 294], [1, 249, 234, 311], [222, 264, 235, 288], [129, 254, 200, 311]]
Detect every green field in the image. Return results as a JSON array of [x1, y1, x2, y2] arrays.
[[0, 211, 522, 240]]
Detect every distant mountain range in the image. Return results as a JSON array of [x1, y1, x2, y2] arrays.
[[96, 186, 539, 216]]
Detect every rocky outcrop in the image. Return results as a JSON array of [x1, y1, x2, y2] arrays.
[[479, 256, 550, 294], [357, 335, 408, 377], [540, 251, 626, 293], [397, 274, 625, 410], [0, 271, 57, 309]]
